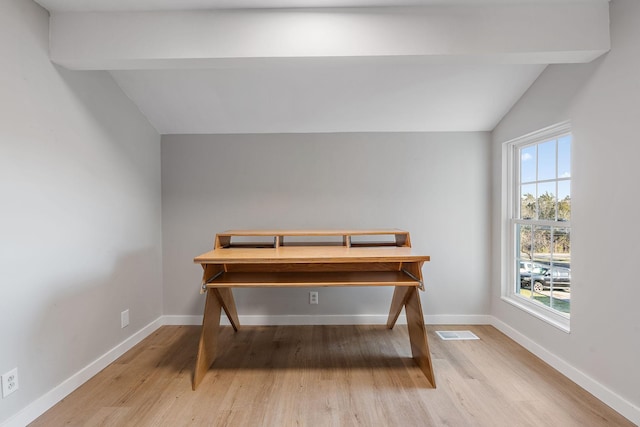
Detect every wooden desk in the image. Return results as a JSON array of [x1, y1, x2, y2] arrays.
[[192, 229, 435, 389]]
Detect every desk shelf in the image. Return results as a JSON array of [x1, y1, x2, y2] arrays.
[[214, 228, 411, 249], [205, 271, 421, 288]]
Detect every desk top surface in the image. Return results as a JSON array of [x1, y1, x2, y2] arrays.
[[194, 246, 430, 264]]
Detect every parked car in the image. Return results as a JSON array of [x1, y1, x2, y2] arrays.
[[519, 261, 535, 273], [520, 264, 571, 293], [519, 262, 545, 291]]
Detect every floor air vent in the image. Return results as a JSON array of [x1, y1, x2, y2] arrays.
[[435, 330, 480, 340]]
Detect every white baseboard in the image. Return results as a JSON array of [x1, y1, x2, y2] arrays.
[[162, 314, 203, 325], [0, 318, 163, 427], [162, 313, 492, 326], [490, 317, 640, 426], [3, 314, 637, 427], [426, 314, 493, 325]]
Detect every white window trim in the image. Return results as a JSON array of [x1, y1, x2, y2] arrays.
[[501, 121, 572, 333]]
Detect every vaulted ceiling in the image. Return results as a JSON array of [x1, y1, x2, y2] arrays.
[[34, 0, 610, 11], [36, 0, 610, 134]]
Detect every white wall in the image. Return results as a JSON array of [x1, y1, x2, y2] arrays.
[[491, 0, 640, 418], [0, 0, 162, 423], [162, 132, 491, 321]]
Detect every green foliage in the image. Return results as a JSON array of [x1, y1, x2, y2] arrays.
[[538, 192, 556, 220], [520, 191, 570, 221], [558, 196, 570, 221], [518, 191, 571, 257], [521, 193, 536, 220], [519, 226, 570, 258]]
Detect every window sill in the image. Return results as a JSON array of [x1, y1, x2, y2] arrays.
[[501, 295, 571, 333]]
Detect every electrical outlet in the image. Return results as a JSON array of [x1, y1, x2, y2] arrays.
[[121, 309, 130, 328], [309, 291, 319, 305], [2, 368, 19, 398]]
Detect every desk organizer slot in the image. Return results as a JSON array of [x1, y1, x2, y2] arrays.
[[350, 233, 398, 247], [280, 235, 344, 246]]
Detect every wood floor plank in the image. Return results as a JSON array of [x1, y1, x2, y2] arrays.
[[30, 325, 634, 427]]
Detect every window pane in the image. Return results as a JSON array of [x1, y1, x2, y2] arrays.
[[520, 184, 536, 220], [533, 226, 551, 265], [558, 181, 571, 221], [558, 136, 571, 178], [538, 140, 556, 181], [533, 225, 552, 305], [537, 181, 556, 220], [552, 227, 571, 266], [549, 283, 571, 314], [532, 225, 551, 306], [519, 224, 533, 260], [548, 229, 571, 316], [517, 224, 533, 297], [520, 145, 536, 183]]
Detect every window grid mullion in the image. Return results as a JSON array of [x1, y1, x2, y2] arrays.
[[521, 177, 571, 185], [555, 138, 559, 222], [535, 144, 539, 220]]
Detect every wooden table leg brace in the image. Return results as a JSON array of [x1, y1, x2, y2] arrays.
[[193, 288, 239, 390], [387, 286, 436, 388]]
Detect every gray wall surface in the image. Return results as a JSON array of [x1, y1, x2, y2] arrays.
[[162, 133, 491, 319], [491, 0, 640, 412], [0, 0, 163, 422]]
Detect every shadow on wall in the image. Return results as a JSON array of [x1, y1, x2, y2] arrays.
[[54, 61, 157, 149], [496, 54, 608, 140], [53, 64, 160, 190], [26, 247, 161, 403]]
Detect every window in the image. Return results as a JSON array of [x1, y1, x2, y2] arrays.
[[504, 122, 571, 331]]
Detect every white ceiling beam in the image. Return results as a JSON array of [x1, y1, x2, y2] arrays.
[[50, 4, 610, 70]]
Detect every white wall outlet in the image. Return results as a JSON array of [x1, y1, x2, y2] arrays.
[[121, 309, 130, 328], [309, 291, 319, 305], [1, 368, 19, 398]]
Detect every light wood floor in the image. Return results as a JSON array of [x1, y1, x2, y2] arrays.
[[31, 325, 633, 426]]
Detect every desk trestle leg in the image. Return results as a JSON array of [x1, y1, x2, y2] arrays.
[[216, 288, 240, 331], [387, 286, 436, 388], [193, 288, 240, 390]]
